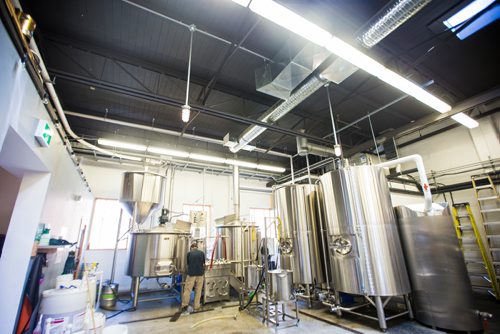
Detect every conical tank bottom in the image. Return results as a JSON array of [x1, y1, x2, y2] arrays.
[[120, 171, 166, 225]]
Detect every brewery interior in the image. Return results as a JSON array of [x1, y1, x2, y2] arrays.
[[0, 0, 499, 333]]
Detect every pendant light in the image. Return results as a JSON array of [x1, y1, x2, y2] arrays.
[[182, 25, 195, 122]]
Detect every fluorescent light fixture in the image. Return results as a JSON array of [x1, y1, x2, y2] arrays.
[[181, 105, 191, 123], [257, 164, 286, 173], [190, 153, 227, 164], [98, 138, 147, 151], [226, 159, 258, 169], [239, 0, 453, 116], [375, 69, 452, 113], [451, 113, 479, 128], [147, 146, 190, 158], [115, 154, 142, 162], [246, 0, 332, 46], [443, 0, 495, 30]]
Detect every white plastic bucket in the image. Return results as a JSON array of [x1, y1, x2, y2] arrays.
[[40, 287, 88, 332], [85, 312, 106, 334], [55, 274, 73, 288], [103, 325, 128, 334]]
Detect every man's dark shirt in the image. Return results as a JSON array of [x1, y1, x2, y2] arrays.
[[187, 248, 205, 276]]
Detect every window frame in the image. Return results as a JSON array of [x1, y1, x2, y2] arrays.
[[87, 198, 131, 251]]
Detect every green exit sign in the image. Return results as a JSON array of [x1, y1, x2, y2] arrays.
[[34, 119, 53, 147]]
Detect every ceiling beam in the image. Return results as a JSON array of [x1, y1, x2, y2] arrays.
[[344, 86, 500, 156], [51, 68, 336, 146]]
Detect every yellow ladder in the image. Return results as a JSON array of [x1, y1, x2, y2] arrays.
[[471, 173, 500, 299], [452, 202, 499, 299]]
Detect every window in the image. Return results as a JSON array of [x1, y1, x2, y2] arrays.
[[250, 207, 276, 238], [183, 204, 212, 238], [443, 0, 499, 40], [88, 199, 131, 250]]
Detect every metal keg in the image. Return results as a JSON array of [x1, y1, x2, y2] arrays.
[[99, 282, 119, 310], [269, 269, 293, 302], [246, 265, 262, 289]]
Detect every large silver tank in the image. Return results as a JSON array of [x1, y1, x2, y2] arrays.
[[127, 226, 190, 277], [121, 172, 166, 224], [319, 165, 410, 296], [395, 203, 482, 331], [275, 184, 325, 285], [216, 222, 259, 277]]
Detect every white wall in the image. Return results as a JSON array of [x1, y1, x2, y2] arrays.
[[81, 161, 273, 291], [0, 23, 93, 333], [0, 167, 21, 235]]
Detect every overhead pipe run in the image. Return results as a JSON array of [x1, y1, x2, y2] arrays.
[[359, 0, 433, 48], [377, 154, 432, 212]]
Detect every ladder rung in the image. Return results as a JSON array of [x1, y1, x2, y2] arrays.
[[466, 260, 485, 264], [489, 248, 500, 251], [484, 221, 500, 226], [475, 185, 494, 190], [486, 235, 500, 239], [492, 261, 500, 265], [472, 286, 492, 290], [478, 196, 499, 201], [457, 215, 471, 219], [481, 208, 500, 213]]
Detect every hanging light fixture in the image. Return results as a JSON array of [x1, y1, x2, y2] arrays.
[[182, 25, 196, 123]]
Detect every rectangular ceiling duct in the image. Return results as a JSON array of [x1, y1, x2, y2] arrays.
[[255, 42, 329, 99]]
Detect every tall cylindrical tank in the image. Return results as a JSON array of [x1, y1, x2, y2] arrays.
[[275, 184, 325, 285], [216, 223, 259, 277], [319, 165, 410, 296], [127, 226, 190, 277], [395, 203, 482, 331]]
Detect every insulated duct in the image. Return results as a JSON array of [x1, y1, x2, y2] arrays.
[[230, 75, 327, 153], [359, 0, 432, 48]]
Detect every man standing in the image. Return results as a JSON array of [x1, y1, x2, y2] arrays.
[[181, 242, 205, 313]]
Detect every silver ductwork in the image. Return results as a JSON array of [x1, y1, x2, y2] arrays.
[[230, 75, 327, 153], [256, 42, 329, 100], [296, 136, 336, 157], [359, 0, 432, 48]]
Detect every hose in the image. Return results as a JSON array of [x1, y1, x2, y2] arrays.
[[239, 268, 266, 311], [191, 314, 238, 328]]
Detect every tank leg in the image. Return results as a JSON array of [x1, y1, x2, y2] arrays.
[[404, 294, 414, 319], [375, 296, 387, 332], [131, 276, 140, 308], [335, 291, 342, 316]]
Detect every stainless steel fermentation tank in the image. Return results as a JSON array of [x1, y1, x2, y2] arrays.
[[216, 222, 260, 278], [396, 203, 482, 332], [275, 185, 326, 287], [319, 165, 411, 331], [127, 226, 190, 277], [120, 171, 192, 308]]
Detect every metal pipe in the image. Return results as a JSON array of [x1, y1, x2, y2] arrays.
[[63, 111, 291, 158], [110, 208, 123, 283], [28, 41, 138, 162], [325, 84, 338, 146], [377, 154, 432, 212], [184, 26, 195, 106], [326, 80, 434, 138], [121, 0, 270, 62], [290, 156, 295, 184]]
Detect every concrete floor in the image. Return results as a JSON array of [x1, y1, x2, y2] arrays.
[[100, 291, 499, 334]]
